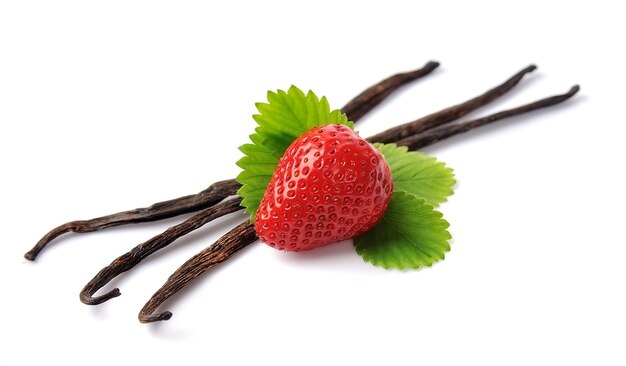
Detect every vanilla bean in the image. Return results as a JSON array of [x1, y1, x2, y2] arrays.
[[27, 64, 530, 261], [366, 65, 537, 144], [341, 61, 440, 121], [80, 197, 243, 305], [138, 84, 580, 323], [139, 221, 257, 323], [25, 63, 439, 261], [397, 85, 580, 150], [24, 179, 241, 261]]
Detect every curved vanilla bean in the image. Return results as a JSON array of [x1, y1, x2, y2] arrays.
[[397, 85, 580, 150], [24, 179, 241, 261], [33, 62, 522, 263], [25, 63, 440, 261], [139, 221, 257, 323], [138, 84, 580, 323], [366, 65, 537, 144], [27, 64, 532, 262], [80, 197, 243, 305], [341, 61, 440, 121]]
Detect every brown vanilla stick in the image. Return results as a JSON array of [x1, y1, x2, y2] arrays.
[[397, 85, 580, 150], [24, 179, 241, 261], [139, 221, 257, 323], [366, 65, 537, 144], [341, 61, 440, 122], [80, 197, 243, 305], [25, 62, 440, 261], [138, 84, 580, 323], [28, 64, 534, 261]]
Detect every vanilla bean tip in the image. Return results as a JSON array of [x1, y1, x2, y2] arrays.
[[567, 85, 581, 95], [139, 311, 173, 323], [80, 288, 121, 305], [24, 222, 77, 261]]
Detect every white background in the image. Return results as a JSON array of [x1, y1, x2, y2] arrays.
[[1, 1, 624, 365]]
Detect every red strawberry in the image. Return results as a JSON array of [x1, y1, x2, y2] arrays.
[[254, 124, 393, 251]]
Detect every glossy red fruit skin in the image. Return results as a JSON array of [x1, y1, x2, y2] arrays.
[[254, 124, 393, 252]]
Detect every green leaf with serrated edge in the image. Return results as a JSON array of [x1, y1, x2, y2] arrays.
[[253, 85, 353, 158], [236, 134, 279, 221], [354, 191, 451, 270], [375, 143, 455, 206], [237, 86, 352, 221]]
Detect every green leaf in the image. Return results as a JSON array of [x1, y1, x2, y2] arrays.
[[375, 143, 455, 206], [237, 86, 352, 221], [236, 134, 279, 221], [253, 85, 353, 158], [354, 191, 451, 270]]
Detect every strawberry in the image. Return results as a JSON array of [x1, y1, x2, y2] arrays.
[[254, 124, 393, 251]]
